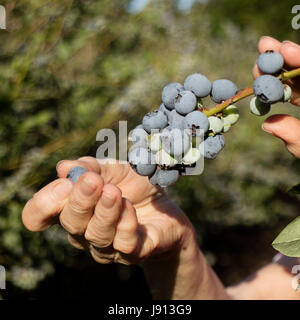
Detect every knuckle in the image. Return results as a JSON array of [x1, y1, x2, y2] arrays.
[[117, 220, 138, 234], [67, 234, 87, 250], [92, 255, 113, 265], [85, 229, 113, 248], [60, 217, 83, 235], [117, 259, 134, 266], [114, 240, 137, 255], [89, 248, 114, 264], [68, 197, 91, 214], [114, 252, 135, 265], [95, 209, 119, 225]]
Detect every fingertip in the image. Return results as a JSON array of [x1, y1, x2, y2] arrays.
[[262, 114, 289, 134], [77, 156, 101, 173], [75, 171, 103, 198], [80, 171, 104, 189], [262, 114, 300, 147], [102, 184, 122, 202], [258, 36, 281, 53], [56, 160, 66, 172], [258, 35, 274, 45], [263, 113, 292, 124], [22, 200, 36, 232], [97, 184, 122, 211], [282, 40, 300, 48], [280, 41, 300, 67], [22, 186, 61, 232], [57, 160, 91, 178]]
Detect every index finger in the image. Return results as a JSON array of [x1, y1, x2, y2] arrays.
[[57, 157, 101, 179]]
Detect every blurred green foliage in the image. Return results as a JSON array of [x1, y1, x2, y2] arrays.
[[207, 0, 300, 40], [0, 0, 300, 299]]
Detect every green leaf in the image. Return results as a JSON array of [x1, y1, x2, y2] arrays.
[[288, 182, 300, 194], [272, 216, 300, 257]]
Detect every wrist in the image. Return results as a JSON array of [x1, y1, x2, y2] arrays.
[[144, 216, 199, 262], [136, 194, 196, 255], [141, 203, 230, 300], [141, 209, 204, 299]]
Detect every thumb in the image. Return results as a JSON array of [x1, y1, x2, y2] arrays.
[[262, 114, 300, 158]]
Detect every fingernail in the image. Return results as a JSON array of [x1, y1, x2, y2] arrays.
[[101, 192, 115, 209], [52, 180, 73, 200], [56, 160, 65, 172], [262, 123, 272, 134], [80, 176, 98, 196], [283, 40, 300, 48]]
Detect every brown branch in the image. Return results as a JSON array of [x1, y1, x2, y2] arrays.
[[202, 88, 253, 117]]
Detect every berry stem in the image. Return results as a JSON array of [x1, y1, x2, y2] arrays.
[[279, 67, 300, 82], [203, 88, 253, 117], [202, 67, 300, 117]]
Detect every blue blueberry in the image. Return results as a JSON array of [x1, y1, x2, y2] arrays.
[[167, 109, 187, 129], [253, 75, 284, 104], [161, 128, 191, 157], [67, 166, 88, 183], [162, 82, 184, 110], [149, 169, 159, 186], [129, 126, 149, 148], [184, 111, 209, 136], [211, 79, 238, 103], [201, 134, 225, 160], [184, 73, 212, 98], [257, 50, 284, 75], [128, 147, 156, 176], [159, 103, 171, 117], [174, 90, 197, 115], [157, 169, 179, 188], [142, 110, 168, 133]]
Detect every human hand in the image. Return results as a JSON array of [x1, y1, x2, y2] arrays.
[[253, 36, 300, 106], [253, 36, 300, 157], [22, 157, 194, 265]]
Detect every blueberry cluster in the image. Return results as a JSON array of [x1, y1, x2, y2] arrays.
[[250, 51, 292, 116], [129, 73, 240, 188]]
